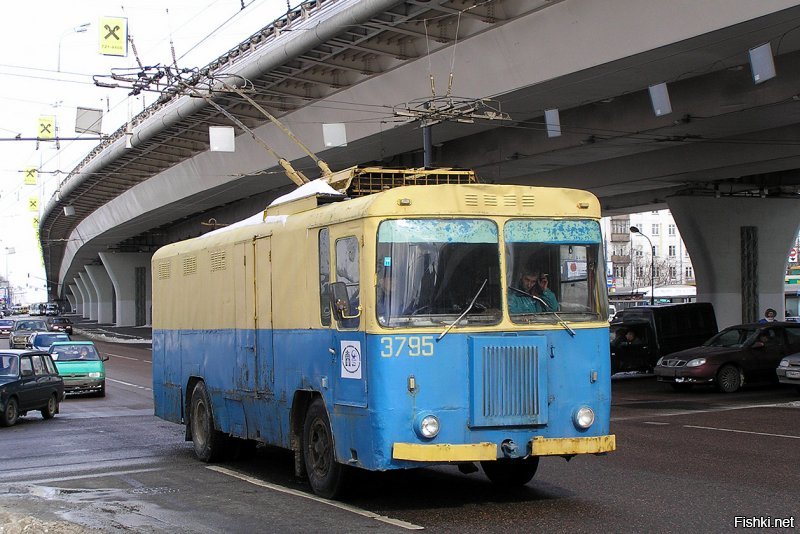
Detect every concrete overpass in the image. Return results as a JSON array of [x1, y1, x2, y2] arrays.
[[40, 0, 800, 328]]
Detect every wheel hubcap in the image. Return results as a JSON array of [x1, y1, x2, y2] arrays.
[[308, 419, 330, 475]]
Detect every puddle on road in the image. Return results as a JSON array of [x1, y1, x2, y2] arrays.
[[0, 483, 188, 533]]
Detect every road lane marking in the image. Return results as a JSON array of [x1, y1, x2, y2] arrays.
[[106, 352, 152, 364], [611, 401, 799, 422], [643, 422, 670, 425], [207, 465, 424, 530], [107, 378, 151, 391], [684, 425, 800, 440]]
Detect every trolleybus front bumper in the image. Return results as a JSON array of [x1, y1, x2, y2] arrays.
[[393, 434, 616, 462]]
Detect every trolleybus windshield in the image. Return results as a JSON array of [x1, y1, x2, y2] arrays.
[[505, 219, 606, 324], [376, 219, 502, 327]]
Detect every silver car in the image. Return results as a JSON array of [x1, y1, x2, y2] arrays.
[[777, 352, 800, 391], [9, 320, 49, 349]]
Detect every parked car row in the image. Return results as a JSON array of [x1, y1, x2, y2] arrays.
[[0, 318, 106, 426], [610, 303, 800, 394]]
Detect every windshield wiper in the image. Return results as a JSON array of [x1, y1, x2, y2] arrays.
[[510, 289, 576, 337], [437, 279, 487, 342]]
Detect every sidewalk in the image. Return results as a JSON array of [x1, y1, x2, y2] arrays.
[[67, 315, 152, 345]]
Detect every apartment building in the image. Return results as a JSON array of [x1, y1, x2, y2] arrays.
[[602, 210, 695, 299]]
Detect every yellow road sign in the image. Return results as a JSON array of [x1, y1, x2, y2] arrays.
[[37, 116, 55, 140], [99, 16, 128, 57], [24, 167, 37, 185]]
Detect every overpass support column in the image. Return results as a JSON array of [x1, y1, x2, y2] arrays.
[[74, 278, 90, 318], [99, 252, 153, 327], [667, 195, 800, 328], [69, 283, 83, 316], [85, 265, 114, 324], [77, 273, 98, 321], [65, 290, 76, 313]]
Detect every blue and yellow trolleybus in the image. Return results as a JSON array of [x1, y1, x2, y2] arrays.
[[152, 167, 616, 498]]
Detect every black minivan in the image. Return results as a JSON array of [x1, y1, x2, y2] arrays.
[[610, 302, 718, 374]]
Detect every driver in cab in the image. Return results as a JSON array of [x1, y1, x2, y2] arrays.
[[508, 268, 559, 314]]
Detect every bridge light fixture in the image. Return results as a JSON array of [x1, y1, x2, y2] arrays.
[[544, 108, 561, 138], [648, 82, 672, 117], [749, 42, 776, 84]]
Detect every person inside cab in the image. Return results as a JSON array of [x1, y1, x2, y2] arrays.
[[508, 267, 559, 314]]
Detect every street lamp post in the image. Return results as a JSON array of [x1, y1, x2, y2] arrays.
[[58, 23, 91, 72], [630, 226, 655, 305], [3, 247, 14, 308]]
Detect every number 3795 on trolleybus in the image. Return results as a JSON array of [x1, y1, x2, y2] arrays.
[[152, 167, 616, 498]]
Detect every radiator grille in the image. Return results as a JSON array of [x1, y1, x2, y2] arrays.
[[481, 345, 540, 418]]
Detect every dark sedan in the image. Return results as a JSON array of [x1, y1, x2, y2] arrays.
[[654, 322, 800, 393], [0, 319, 14, 339], [48, 317, 73, 335], [0, 350, 65, 426]]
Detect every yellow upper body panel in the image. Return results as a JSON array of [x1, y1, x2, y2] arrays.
[[152, 183, 602, 332]]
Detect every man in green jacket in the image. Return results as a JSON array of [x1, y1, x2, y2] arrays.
[[508, 268, 559, 314]]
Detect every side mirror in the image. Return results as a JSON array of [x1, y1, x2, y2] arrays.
[[102, 355, 110, 361], [329, 281, 361, 320]]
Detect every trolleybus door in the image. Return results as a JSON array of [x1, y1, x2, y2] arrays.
[[253, 236, 274, 392], [331, 235, 367, 408]]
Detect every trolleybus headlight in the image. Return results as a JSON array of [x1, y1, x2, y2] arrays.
[[414, 414, 440, 439], [573, 406, 595, 429]]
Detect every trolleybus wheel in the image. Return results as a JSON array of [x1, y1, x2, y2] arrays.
[[190, 381, 227, 462], [1, 397, 18, 427], [716, 365, 742, 393], [40, 394, 58, 419], [480, 457, 540, 487], [303, 398, 346, 498]]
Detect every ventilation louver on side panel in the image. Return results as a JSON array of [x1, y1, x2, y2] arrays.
[[182, 256, 197, 276], [469, 336, 548, 427], [210, 250, 226, 272], [157, 261, 171, 280]]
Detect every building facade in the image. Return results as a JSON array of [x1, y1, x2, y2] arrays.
[[602, 210, 695, 301]]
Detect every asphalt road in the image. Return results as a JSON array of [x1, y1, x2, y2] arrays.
[[1, 337, 798, 533]]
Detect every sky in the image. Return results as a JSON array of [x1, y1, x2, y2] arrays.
[[0, 0, 294, 304]]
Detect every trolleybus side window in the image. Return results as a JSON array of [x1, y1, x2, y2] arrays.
[[375, 219, 502, 328], [319, 228, 331, 326], [505, 219, 607, 323], [335, 236, 360, 329]]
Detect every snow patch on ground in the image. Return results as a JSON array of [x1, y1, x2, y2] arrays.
[[72, 329, 151, 344]]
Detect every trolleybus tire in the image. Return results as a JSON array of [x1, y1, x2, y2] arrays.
[[480, 457, 540, 487], [303, 398, 346, 498], [190, 381, 228, 462], [40, 394, 58, 419], [1, 397, 18, 427]]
